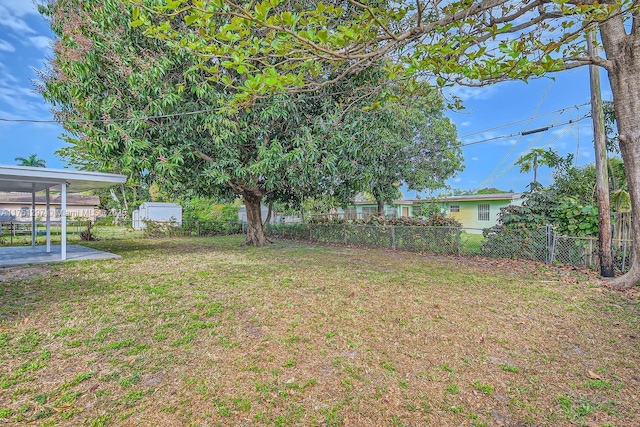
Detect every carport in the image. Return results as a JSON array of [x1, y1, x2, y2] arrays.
[[0, 165, 127, 266]]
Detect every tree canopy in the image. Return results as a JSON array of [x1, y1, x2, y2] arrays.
[[341, 85, 462, 215], [515, 148, 564, 185], [39, 0, 462, 245], [131, 0, 640, 288]]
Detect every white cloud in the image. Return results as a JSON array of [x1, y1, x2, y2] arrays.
[[460, 121, 471, 127], [0, 39, 15, 52], [498, 138, 518, 146], [1, 0, 40, 17], [471, 157, 478, 161], [0, 14, 35, 34], [0, 1, 42, 35], [447, 85, 499, 101], [0, 70, 48, 120], [28, 36, 52, 51]]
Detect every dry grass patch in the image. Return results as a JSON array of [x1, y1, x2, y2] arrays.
[[0, 236, 638, 426]]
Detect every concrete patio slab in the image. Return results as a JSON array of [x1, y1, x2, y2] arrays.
[[0, 245, 120, 267]]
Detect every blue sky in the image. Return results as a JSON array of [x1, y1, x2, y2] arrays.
[[0, 1, 610, 195]]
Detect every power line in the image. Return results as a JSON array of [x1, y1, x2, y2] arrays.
[[0, 107, 226, 124], [474, 79, 555, 191], [481, 125, 576, 187], [458, 102, 590, 139], [461, 114, 590, 147]]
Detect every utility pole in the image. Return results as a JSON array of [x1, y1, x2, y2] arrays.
[[588, 28, 614, 277]]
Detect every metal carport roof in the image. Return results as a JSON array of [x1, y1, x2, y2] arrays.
[[0, 165, 126, 193], [0, 165, 127, 263]]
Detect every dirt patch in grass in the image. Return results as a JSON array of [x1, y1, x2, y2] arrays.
[[0, 265, 52, 283], [0, 236, 638, 426]]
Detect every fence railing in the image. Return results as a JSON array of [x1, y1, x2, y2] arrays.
[[1, 220, 633, 274], [266, 223, 634, 273], [0, 219, 245, 245]]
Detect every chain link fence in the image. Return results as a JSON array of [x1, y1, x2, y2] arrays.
[[552, 234, 634, 274], [266, 223, 461, 254], [266, 223, 634, 273], [2, 219, 633, 273], [0, 219, 244, 246]]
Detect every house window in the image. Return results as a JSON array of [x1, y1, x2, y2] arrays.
[[20, 207, 30, 218], [362, 207, 378, 218], [478, 204, 490, 221], [449, 205, 460, 213], [345, 208, 356, 220]]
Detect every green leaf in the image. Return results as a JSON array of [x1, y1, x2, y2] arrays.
[[184, 15, 199, 26], [281, 12, 293, 25]]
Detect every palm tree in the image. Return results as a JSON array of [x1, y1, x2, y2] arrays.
[[515, 148, 562, 185], [15, 154, 46, 167]]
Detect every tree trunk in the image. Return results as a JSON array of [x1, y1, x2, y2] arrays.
[[263, 200, 273, 226], [600, 20, 640, 287], [588, 29, 614, 277], [242, 189, 268, 246], [377, 198, 385, 216]]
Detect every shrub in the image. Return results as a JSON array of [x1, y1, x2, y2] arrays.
[[309, 213, 461, 228]]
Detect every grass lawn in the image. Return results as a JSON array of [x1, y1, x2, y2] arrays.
[[459, 232, 486, 255], [0, 225, 143, 247], [0, 236, 638, 426]]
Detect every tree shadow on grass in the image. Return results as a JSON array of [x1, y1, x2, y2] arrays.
[[85, 235, 249, 257]]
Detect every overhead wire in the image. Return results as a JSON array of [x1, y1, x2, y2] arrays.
[[481, 122, 577, 187], [473, 79, 554, 191], [0, 107, 227, 124], [460, 114, 589, 146], [458, 101, 589, 139]]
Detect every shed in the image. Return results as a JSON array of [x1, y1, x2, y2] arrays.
[[132, 202, 182, 229]]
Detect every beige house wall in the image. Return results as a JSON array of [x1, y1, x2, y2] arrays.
[[0, 202, 99, 221], [0, 193, 101, 222]]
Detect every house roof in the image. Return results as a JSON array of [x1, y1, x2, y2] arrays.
[[353, 193, 523, 206], [428, 192, 523, 203], [0, 192, 100, 205], [353, 199, 413, 206], [0, 165, 126, 193], [139, 202, 181, 208]]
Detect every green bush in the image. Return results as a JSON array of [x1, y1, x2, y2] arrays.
[[267, 222, 461, 255], [309, 212, 461, 228], [142, 220, 183, 238]]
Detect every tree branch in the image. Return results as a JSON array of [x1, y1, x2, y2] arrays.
[[195, 150, 214, 163]]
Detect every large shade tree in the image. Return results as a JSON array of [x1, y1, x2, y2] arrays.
[[135, 0, 640, 288], [341, 86, 462, 215], [40, 0, 461, 245]]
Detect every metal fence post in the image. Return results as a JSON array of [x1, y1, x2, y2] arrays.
[[546, 225, 554, 264], [344, 224, 348, 245], [392, 226, 396, 250]]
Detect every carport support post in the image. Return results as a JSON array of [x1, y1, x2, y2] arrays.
[[61, 182, 67, 261], [31, 184, 36, 247], [46, 188, 51, 253]]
